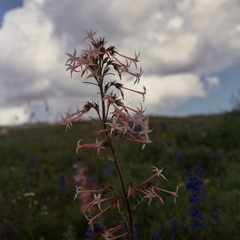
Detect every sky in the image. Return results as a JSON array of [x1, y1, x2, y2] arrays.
[[0, 0, 239, 126]]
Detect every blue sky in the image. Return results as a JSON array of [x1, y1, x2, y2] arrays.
[[175, 63, 240, 115], [0, 0, 22, 27], [0, 0, 239, 125]]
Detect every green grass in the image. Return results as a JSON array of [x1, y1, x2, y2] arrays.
[[0, 113, 239, 239]]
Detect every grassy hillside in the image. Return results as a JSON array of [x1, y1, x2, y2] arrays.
[[0, 113, 239, 239]]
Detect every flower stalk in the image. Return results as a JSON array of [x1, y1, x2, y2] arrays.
[[63, 30, 177, 239]]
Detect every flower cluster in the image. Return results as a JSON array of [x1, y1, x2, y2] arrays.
[[73, 165, 177, 239], [127, 166, 178, 205], [63, 30, 177, 239], [185, 167, 206, 231], [168, 167, 221, 239], [73, 156, 99, 215], [63, 30, 150, 151], [25, 156, 35, 189], [66, 30, 142, 84]]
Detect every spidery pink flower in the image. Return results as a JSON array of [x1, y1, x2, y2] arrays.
[[63, 30, 177, 240]]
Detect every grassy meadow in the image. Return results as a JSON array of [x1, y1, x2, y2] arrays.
[[0, 112, 239, 239]]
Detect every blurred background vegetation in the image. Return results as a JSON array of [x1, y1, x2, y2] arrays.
[[0, 110, 239, 239]]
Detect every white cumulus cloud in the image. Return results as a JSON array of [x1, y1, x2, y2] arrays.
[[0, 0, 239, 125]]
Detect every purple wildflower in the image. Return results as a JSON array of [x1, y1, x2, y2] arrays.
[[185, 167, 206, 231], [152, 232, 162, 240], [212, 203, 221, 220], [59, 173, 67, 193], [102, 162, 115, 176]]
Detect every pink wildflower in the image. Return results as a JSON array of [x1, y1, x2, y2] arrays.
[[121, 85, 146, 100], [153, 186, 179, 204], [63, 31, 178, 239], [127, 182, 135, 197], [82, 29, 98, 43], [103, 94, 116, 105], [76, 139, 106, 154], [62, 107, 89, 131], [105, 47, 143, 84], [66, 48, 79, 65], [83, 45, 103, 58], [84, 204, 113, 229], [73, 167, 88, 185], [111, 105, 126, 120], [106, 118, 124, 136], [114, 51, 140, 63], [102, 224, 127, 240], [125, 134, 152, 149], [135, 187, 164, 205], [74, 186, 106, 201], [85, 67, 100, 80], [139, 166, 167, 186], [83, 194, 116, 212]]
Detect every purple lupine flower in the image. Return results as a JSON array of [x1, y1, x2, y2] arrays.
[[25, 156, 35, 189], [212, 203, 221, 220], [214, 153, 224, 165], [102, 162, 115, 176], [86, 162, 94, 174], [175, 153, 183, 164], [26, 156, 35, 169], [185, 168, 205, 203], [219, 176, 224, 183], [185, 167, 206, 231], [160, 122, 167, 132], [91, 175, 99, 185], [59, 173, 67, 193], [25, 156, 35, 173], [85, 220, 103, 240], [152, 232, 162, 240], [94, 220, 103, 230], [42, 197, 48, 206], [75, 155, 84, 163], [123, 222, 138, 235], [85, 227, 94, 240], [25, 182, 33, 189], [189, 205, 205, 231], [168, 219, 178, 238]]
